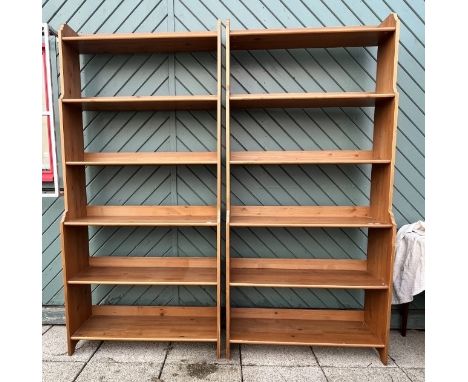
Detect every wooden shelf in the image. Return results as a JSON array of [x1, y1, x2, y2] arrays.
[[225, 14, 400, 364], [230, 150, 390, 165], [72, 306, 217, 342], [230, 26, 396, 50], [64, 206, 218, 226], [62, 95, 217, 111], [62, 31, 218, 53], [69, 257, 217, 286], [58, 21, 223, 358], [230, 92, 394, 109], [67, 152, 217, 166], [230, 308, 384, 347], [229, 206, 392, 227], [230, 258, 387, 289]]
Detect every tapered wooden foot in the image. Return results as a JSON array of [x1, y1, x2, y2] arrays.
[[216, 343, 221, 359], [226, 343, 231, 359], [377, 347, 388, 365], [67, 338, 78, 356]]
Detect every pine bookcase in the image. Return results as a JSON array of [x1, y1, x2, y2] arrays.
[[225, 15, 400, 364], [58, 22, 223, 357]]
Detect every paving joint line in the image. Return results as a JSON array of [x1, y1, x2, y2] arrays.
[[239, 345, 244, 382], [72, 339, 103, 382], [399, 366, 416, 382], [310, 346, 329, 382], [157, 342, 171, 379], [42, 325, 54, 336]]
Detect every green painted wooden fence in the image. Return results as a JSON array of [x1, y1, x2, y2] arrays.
[[42, 0, 425, 327]]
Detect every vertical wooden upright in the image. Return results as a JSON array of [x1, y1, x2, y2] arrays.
[[215, 20, 223, 358], [225, 15, 400, 364], [225, 19, 232, 359], [367, 14, 400, 363], [58, 22, 222, 357]]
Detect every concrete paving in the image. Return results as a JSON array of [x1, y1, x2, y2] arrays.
[[42, 326, 425, 381]]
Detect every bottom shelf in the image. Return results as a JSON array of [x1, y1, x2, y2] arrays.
[[230, 308, 384, 348], [72, 305, 217, 342]]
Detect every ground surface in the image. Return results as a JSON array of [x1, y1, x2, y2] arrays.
[[42, 326, 424, 381]]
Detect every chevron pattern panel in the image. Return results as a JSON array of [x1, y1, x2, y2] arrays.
[[42, 0, 424, 325]]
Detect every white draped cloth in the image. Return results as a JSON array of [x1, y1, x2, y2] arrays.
[[392, 221, 425, 305]]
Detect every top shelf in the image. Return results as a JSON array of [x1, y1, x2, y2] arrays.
[[62, 31, 218, 54], [230, 26, 395, 50]]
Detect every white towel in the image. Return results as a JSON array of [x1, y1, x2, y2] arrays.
[[392, 221, 425, 305]]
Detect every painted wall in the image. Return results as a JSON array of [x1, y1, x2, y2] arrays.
[[42, 0, 425, 327]]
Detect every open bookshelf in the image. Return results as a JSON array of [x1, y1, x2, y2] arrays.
[[58, 22, 222, 357], [225, 15, 400, 364]]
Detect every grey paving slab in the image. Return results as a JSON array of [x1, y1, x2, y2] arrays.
[[403, 368, 425, 382], [313, 346, 396, 367], [42, 361, 85, 382], [165, 342, 240, 365], [42, 325, 100, 362], [323, 367, 412, 382], [75, 361, 163, 382], [241, 345, 317, 366], [389, 330, 425, 368], [89, 341, 168, 364], [42, 325, 51, 334], [161, 363, 241, 382], [242, 366, 326, 382]]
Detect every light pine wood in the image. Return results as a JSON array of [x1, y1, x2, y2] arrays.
[[60, 222, 91, 355], [230, 308, 384, 347], [225, 19, 232, 360], [225, 14, 400, 364], [58, 23, 223, 356], [230, 26, 396, 50], [229, 206, 392, 227], [230, 92, 394, 109], [62, 95, 217, 111], [66, 152, 218, 165], [230, 258, 387, 289], [72, 306, 218, 342], [215, 20, 223, 359], [68, 256, 217, 285], [367, 14, 400, 365], [230, 150, 391, 164], [64, 205, 218, 226], [58, 24, 90, 355], [62, 31, 218, 53]]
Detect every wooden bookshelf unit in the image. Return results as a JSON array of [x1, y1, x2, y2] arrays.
[[58, 22, 223, 357], [225, 15, 400, 364]]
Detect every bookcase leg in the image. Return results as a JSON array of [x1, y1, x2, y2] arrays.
[[67, 339, 78, 356], [377, 346, 389, 365], [226, 343, 231, 359], [216, 341, 221, 359]]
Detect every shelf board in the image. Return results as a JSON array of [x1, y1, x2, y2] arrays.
[[230, 150, 390, 165], [230, 26, 396, 50], [67, 152, 218, 166], [229, 206, 392, 228], [230, 258, 387, 289], [69, 257, 217, 286], [71, 306, 217, 342], [230, 308, 384, 347], [62, 95, 217, 111], [62, 31, 218, 53], [230, 92, 394, 109], [64, 205, 218, 226]]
